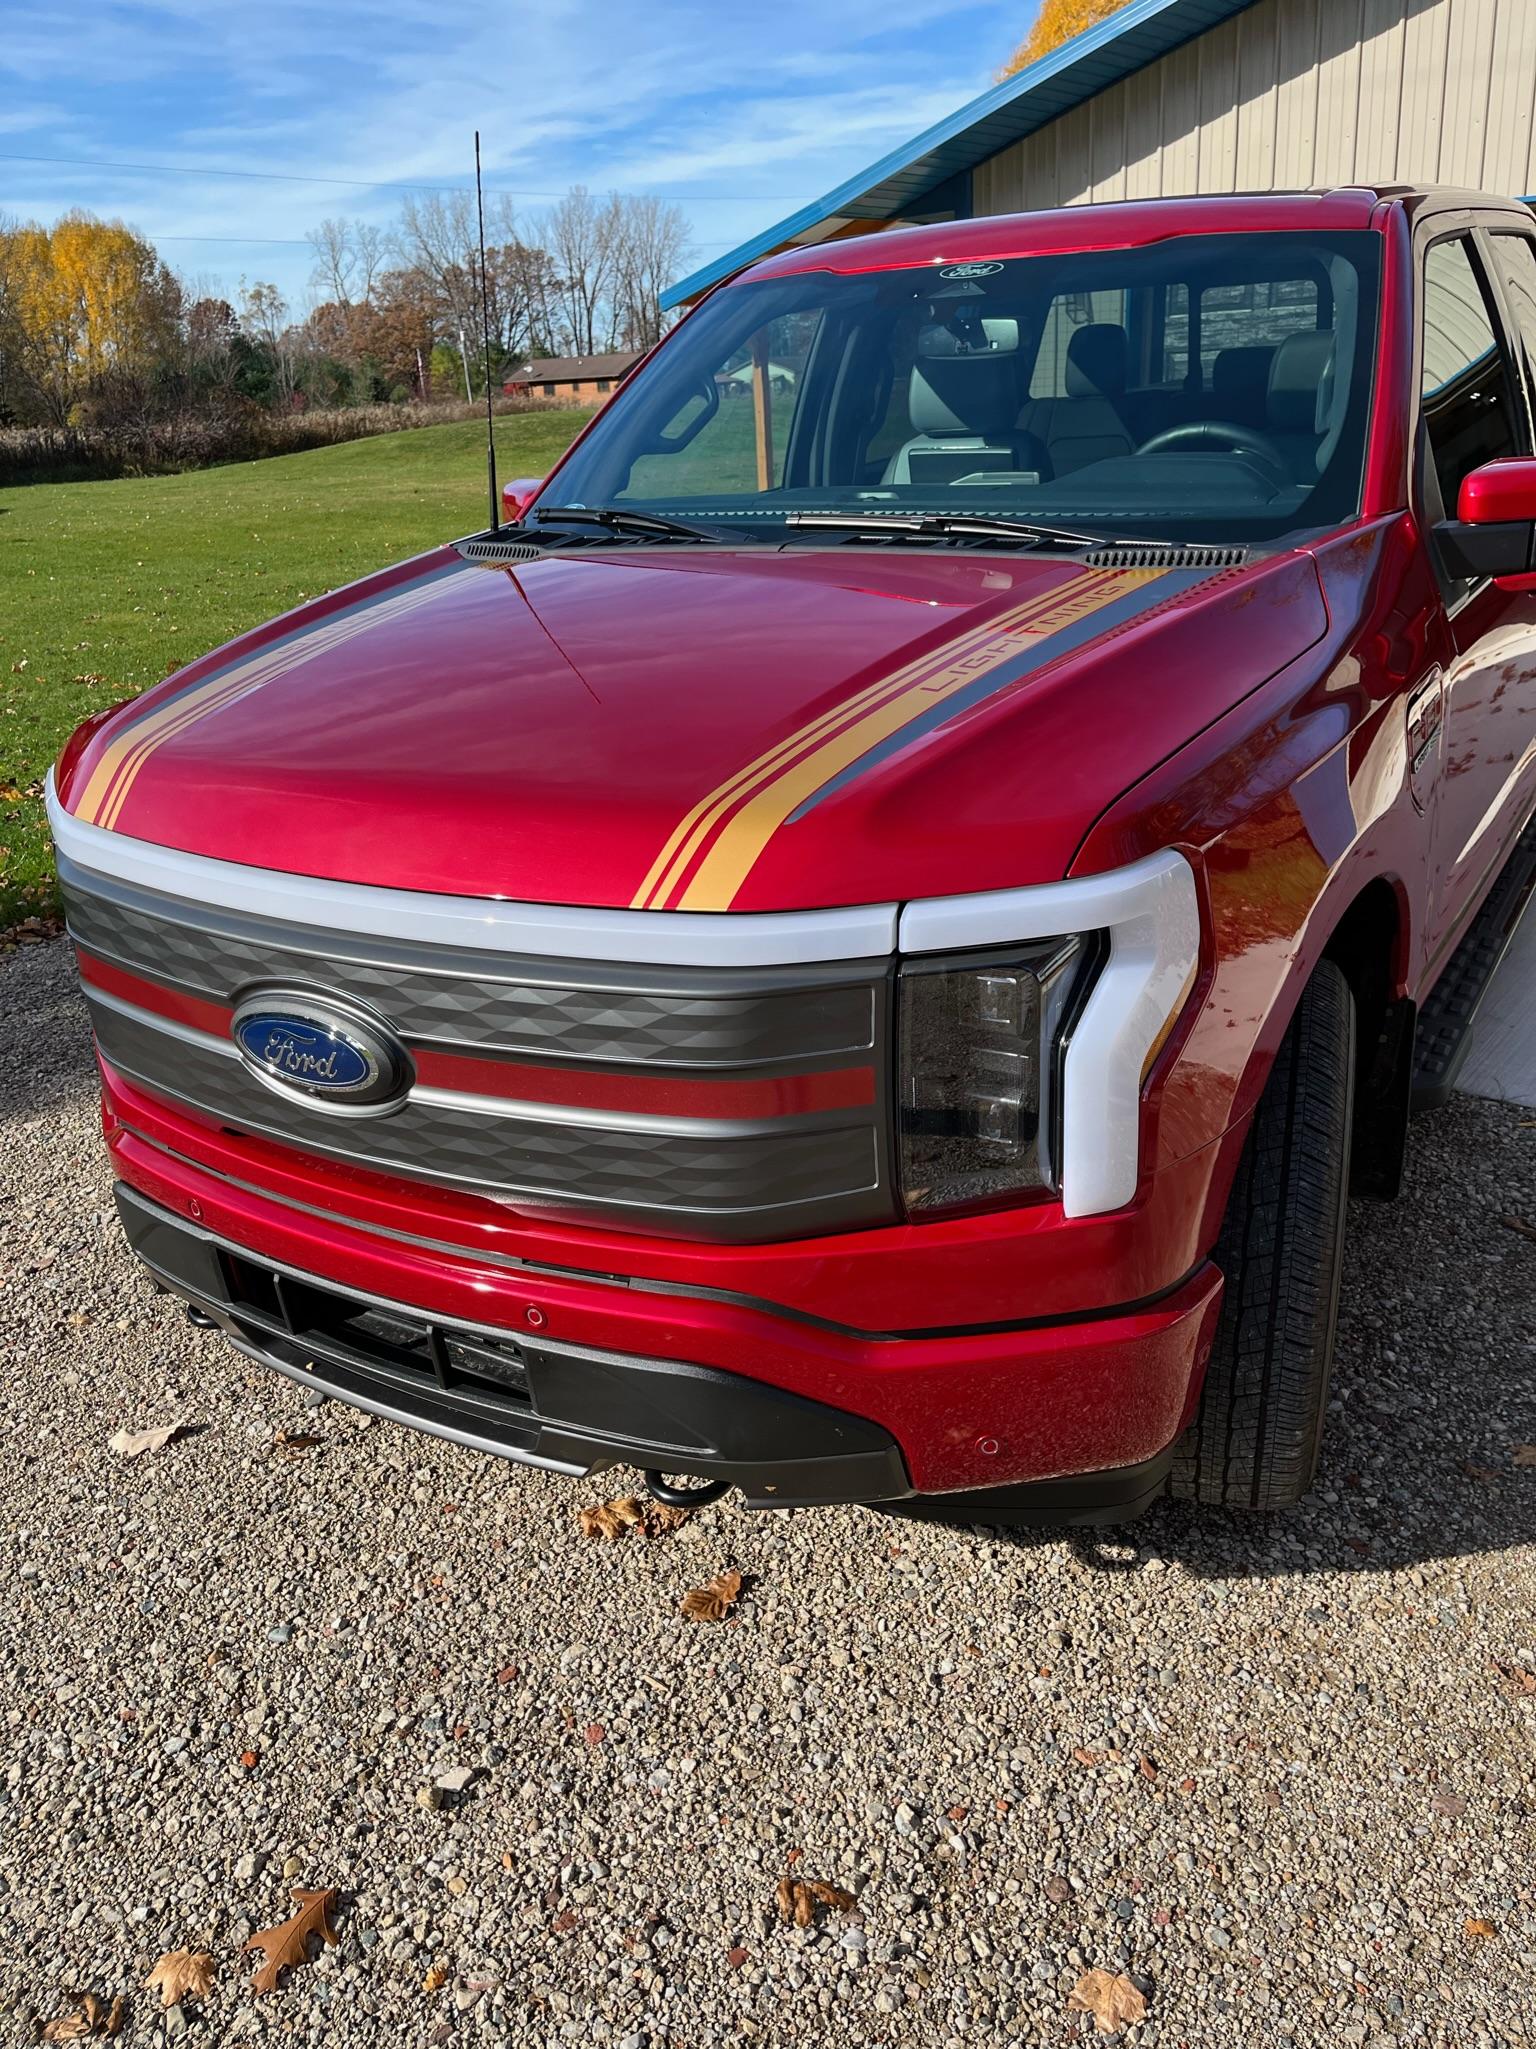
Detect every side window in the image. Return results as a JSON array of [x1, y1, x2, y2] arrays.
[[622, 310, 822, 499], [1419, 235, 1524, 520], [1488, 231, 1536, 402]]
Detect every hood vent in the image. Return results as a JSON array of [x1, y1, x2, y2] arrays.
[[454, 534, 545, 564], [1084, 543, 1249, 570]]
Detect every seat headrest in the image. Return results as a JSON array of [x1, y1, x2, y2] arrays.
[[1212, 345, 1275, 408], [909, 323, 1022, 440], [1065, 323, 1128, 398], [1267, 330, 1337, 434]]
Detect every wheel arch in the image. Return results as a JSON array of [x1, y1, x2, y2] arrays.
[[1318, 873, 1416, 1199]]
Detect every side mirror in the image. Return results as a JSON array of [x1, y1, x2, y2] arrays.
[[1434, 457, 1536, 587], [502, 476, 543, 524]]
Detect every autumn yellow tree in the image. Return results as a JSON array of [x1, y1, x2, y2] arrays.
[[998, 0, 1131, 78], [0, 212, 181, 423]]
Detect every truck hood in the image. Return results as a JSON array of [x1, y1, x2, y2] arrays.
[[57, 539, 1329, 911]]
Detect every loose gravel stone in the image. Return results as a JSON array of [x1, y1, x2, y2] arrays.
[[2, 935, 1534, 2047]]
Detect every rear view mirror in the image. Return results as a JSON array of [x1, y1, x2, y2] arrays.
[[1434, 456, 1536, 587]]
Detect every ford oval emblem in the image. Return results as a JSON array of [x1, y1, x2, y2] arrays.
[[231, 990, 410, 1116], [938, 261, 1004, 279]]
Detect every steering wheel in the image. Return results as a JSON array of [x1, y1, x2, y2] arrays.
[[1135, 420, 1289, 477]]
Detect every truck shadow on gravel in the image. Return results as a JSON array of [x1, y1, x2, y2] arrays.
[[895, 1090, 1536, 1580], [6, 940, 1534, 1581]]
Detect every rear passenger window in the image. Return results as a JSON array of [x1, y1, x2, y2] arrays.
[[1419, 235, 1523, 520], [1196, 276, 1321, 382]]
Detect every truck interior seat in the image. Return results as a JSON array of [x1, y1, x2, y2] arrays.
[[1211, 345, 1277, 428], [1265, 330, 1337, 476], [1014, 323, 1137, 478], [882, 318, 1045, 487]]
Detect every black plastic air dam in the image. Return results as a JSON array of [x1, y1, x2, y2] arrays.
[[113, 1184, 910, 1509]]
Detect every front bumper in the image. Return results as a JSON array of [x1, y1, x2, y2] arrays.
[[117, 1183, 908, 1509], [109, 1111, 1224, 1508]]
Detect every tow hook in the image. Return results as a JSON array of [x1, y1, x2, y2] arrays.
[[643, 1470, 731, 1509]]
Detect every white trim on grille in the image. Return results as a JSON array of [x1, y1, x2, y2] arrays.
[[46, 774, 899, 969]]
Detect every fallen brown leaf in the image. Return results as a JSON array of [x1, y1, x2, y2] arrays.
[[422, 1965, 447, 1992], [577, 1495, 691, 1539], [578, 1495, 646, 1541], [144, 1950, 214, 2007], [244, 1887, 340, 1994], [1498, 1214, 1536, 1246], [680, 1568, 743, 1623], [1068, 1968, 1149, 2035], [1492, 1659, 1536, 1696], [1512, 1445, 1536, 1467], [107, 1420, 185, 1459], [1465, 1917, 1499, 1942], [1071, 1746, 1104, 1769], [775, 1874, 856, 1927], [273, 1428, 323, 1456], [1430, 1790, 1467, 1818], [40, 1993, 125, 2040]]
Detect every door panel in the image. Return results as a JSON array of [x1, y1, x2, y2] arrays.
[[1417, 231, 1536, 970]]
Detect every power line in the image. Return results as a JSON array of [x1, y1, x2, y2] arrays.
[[0, 148, 809, 206]]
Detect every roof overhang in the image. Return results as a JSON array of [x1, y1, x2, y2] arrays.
[[662, 0, 1263, 309]]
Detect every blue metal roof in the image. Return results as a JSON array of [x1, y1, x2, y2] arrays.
[[662, 0, 1264, 308]]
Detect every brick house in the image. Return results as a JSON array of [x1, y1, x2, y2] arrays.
[[502, 350, 643, 406]]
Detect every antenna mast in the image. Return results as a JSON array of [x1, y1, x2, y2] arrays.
[[474, 130, 500, 531]]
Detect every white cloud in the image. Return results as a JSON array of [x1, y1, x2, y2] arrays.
[[0, 0, 1024, 296]]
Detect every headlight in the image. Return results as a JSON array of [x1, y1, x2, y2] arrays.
[[897, 850, 1201, 1221], [898, 937, 1087, 1215]]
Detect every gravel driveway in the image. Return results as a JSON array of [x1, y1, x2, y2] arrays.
[[3, 936, 1534, 2047]]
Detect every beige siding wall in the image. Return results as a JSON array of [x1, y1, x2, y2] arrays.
[[973, 0, 1536, 215]]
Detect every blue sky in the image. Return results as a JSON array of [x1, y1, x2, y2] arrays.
[[1, 0, 1031, 308]]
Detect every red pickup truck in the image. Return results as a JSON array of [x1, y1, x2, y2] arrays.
[[50, 186, 1536, 1524]]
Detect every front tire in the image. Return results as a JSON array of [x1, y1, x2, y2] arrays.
[[1169, 959, 1356, 1510]]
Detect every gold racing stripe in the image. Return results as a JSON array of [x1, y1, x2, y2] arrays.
[[630, 570, 1120, 911], [669, 568, 1162, 912], [74, 574, 456, 831]]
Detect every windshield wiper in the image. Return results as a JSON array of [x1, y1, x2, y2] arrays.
[[530, 504, 723, 542], [785, 512, 1129, 550]]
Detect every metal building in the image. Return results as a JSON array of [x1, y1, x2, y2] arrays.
[[664, 0, 1536, 309]]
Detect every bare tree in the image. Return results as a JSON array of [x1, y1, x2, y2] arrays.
[[396, 192, 480, 398], [538, 186, 615, 357], [238, 279, 295, 400], [606, 194, 691, 351], [306, 217, 385, 308]]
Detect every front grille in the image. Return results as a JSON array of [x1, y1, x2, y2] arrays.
[[63, 857, 893, 1242], [63, 876, 875, 1066]]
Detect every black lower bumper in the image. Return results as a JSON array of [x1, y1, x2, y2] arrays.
[[115, 1185, 911, 1509]]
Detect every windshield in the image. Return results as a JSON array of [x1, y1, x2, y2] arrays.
[[541, 231, 1382, 547]]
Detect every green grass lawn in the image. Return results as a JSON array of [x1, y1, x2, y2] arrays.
[[0, 408, 591, 933]]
